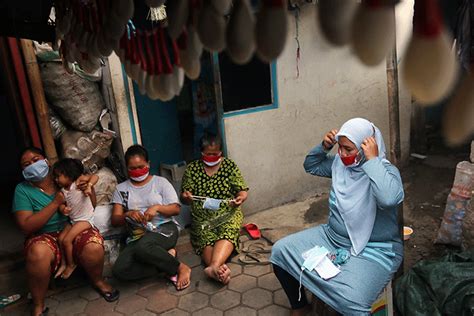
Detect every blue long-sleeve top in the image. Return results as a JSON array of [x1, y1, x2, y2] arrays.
[[304, 144, 404, 244]]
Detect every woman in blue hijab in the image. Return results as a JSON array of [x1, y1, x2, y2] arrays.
[[270, 118, 404, 316]]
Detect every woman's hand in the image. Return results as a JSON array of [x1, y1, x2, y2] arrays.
[[323, 129, 338, 150], [230, 196, 244, 207], [144, 207, 158, 221], [361, 136, 379, 160], [59, 204, 72, 215], [230, 191, 248, 207], [126, 210, 146, 224], [77, 174, 98, 196], [181, 191, 193, 204]]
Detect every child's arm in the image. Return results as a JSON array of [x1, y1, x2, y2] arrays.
[[77, 174, 99, 186], [77, 174, 99, 197], [89, 187, 97, 208]]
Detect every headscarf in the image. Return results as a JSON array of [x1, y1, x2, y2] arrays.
[[332, 118, 388, 255]]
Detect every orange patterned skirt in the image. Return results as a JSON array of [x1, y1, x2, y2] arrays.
[[24, 227, 104, 273]]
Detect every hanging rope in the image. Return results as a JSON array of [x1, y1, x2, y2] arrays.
[[294, 6, 301, 78]]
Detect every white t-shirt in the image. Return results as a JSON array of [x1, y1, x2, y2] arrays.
[[62, 182, 94, 224], [111, 175, 180, 228]]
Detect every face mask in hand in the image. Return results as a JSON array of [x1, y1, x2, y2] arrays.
[[22, 159, 49, 182], [203, 198, 222, 211]]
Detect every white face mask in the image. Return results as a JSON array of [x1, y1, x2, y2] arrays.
[[203, 198, 222, 210], [130, 172, 149, 182], [203, 158, 221, 167]]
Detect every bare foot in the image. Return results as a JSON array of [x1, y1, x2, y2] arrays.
[[32, 304, 46, 316], [54, 262, 67, 279], [175, 263, 191, 290], [204, 265, 220, 281], [291, 304, 312, 316], [217, 264, 231, 284], [61, 264, 77, 279], [168, 248, 177, 257]]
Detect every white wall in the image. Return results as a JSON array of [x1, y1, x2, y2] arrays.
[[224, 2, 414, 214]]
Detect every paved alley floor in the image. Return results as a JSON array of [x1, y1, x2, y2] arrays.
[[3, 196, 326, 316], [4, 238, 294, 316]]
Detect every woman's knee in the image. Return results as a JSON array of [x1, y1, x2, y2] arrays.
[[135, 238, 158, 256], [271, 237, 291, 259], [79, 243, 104, 266], [26, 244, 54, 265]]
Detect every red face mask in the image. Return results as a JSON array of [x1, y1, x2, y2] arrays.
[[339, 148, 361, 167], [202, 153, 222, 166], [128, 166, 150, 179]]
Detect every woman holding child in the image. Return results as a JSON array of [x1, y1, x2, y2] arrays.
[[12, 147, 118, 316]]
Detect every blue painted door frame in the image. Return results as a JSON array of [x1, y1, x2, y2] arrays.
[[133, 82, 184, 175]]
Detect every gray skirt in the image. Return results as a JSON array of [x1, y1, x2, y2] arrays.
[[270, 224, 402, 315]]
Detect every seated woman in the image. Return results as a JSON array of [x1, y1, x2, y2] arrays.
[[181, 134, 249, 284], [111, 145, 191, 290], [13, 147, 118, 316], [271, 118, 404, 316]]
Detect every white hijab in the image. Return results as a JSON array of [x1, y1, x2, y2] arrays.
[[332, 118, 388, 255]]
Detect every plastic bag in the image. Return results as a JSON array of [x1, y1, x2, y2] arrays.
[[395, 249, 474, 316], [93, 205, 125, 237], [39, 61, 104, 132], [94, 167, 118, 206], [48, 108, 66, 139], [60, 129, 114, 173], [435, 161, 473, 246]]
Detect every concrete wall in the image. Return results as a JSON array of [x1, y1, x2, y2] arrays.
[[224, 2, 414, 215]]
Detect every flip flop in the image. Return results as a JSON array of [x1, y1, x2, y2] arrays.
[[238, 252, 270, 265], [94, 287, 120, 302], [0, 294, 21, 308], [242, 223, 261, 240], [241, 242, 272, 253], [169, 274, 178, 285]]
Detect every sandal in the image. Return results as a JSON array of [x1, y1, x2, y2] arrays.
[[242, 223, 261, 240], [0, 294, 21, 308], [238, 252, 270, 265], [241, 242, 272, 253], [94, 287, 120, 302]]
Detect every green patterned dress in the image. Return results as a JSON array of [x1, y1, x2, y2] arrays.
[[181, 158, 248, 255]]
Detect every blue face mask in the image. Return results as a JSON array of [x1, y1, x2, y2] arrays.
[[203, 198, 222, 211], [22, 159, 49, 182], [302, 246, 328, 271]]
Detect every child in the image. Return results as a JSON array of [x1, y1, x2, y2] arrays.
[[53, 158, 98, 279]]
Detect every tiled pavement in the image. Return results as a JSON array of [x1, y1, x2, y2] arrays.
[[4, 238, 297, 316]]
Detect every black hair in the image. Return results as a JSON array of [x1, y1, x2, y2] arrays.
[[200, 133, 222, 151], [52, 158, 84, 182], [20, 147, 46, 159], [124, 145, 149, 165]]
